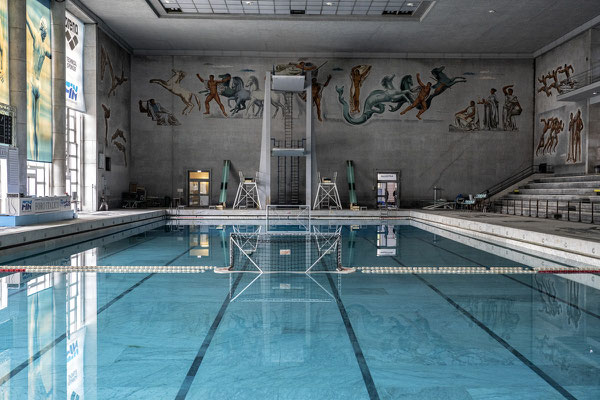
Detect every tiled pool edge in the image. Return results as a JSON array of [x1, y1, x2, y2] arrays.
[[0, 210, 166, 260], [2, 208, 600, 275], [410, 211, 600, 263], [410, 210, 600, 288]]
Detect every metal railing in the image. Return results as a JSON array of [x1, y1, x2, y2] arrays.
[[484, 164, 547, 198], [557, 61, 600, 95], [493, 199, 600, 224]]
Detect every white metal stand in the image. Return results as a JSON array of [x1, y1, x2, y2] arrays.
[[313, 172, 342, 210], [233, 171, 261, 209]]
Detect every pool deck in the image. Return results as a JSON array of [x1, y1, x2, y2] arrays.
[[0, 210, 165, 260], [1, 207, 600, 267]]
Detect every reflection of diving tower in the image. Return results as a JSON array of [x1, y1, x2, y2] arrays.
[[313, 172, 342, 210], [233, 171, 261, 209], [258, 71, 316, 207]]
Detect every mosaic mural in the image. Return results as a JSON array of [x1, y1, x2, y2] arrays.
[[536, 117, 563, 156], [566, 109, 583, 164], [0, 0, 8, 105], [450, 85, 522, 132], [537, 64, 576, 96], [139, 99, 181, 126], [100, 46, 128, 97], [337, 66, 466, 125], [26, 0, 52, 162], [150, 70, 201, 115]]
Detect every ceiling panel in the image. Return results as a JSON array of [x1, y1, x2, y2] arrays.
[[77, 0, 600, 55]]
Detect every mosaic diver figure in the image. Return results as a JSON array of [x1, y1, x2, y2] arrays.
[[26, 14, 51, 161], [197, 74, 230, 117], [300, 75, 332, 122], [350, 65, 371, 114], [558, 64, 576, 89]]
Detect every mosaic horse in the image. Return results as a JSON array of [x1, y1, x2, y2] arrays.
[[219, 74, 251, 115], [336, 74, 414, 125], [149, 69, 201, 115], [245, 75, 286, 118], [423, 66, 467, 109]]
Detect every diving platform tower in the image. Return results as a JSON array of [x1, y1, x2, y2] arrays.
[[257, 71, 316, 208]]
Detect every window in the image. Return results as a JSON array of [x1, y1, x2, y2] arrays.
[[26, 161, 50, 197], [66, 108, 83, 206]]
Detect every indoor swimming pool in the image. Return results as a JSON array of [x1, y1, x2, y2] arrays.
[[0, 222, 599, 399]]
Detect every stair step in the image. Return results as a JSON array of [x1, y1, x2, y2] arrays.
[[524, 181, 600, 189], [497, 210, 598, 223], [515, 188, 598, 195], [503, 194, 600, 201], [534, 174, 600, 183]]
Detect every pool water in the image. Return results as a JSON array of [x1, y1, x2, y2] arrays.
[[0, 223, 599, 399]]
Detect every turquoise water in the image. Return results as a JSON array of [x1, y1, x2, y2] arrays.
[[0, 223, 599, 399]]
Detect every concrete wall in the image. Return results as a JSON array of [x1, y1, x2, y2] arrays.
[[96, 29, 131, 208], [130, 56, 534, 207], [589, 30, 600, 173], [534, 32, 590, 174]]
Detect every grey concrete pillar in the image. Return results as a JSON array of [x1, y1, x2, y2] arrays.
[[258, 71, 271, 208], [305, 80, 316, 207], [51, 0, 66, 196], [8, 0, 27, 194], [82, 24, 97, 211]]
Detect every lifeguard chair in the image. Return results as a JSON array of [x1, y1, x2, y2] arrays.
[[233, 171, 261, 209], [313, 172, 342, 210]]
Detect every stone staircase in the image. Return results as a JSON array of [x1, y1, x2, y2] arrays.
[[496, 174, 600, 223]]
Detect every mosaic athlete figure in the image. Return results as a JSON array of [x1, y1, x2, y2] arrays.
[[400, 73, 431, 120], [25, 14, 51, 161], [197, 74, 230, 117]]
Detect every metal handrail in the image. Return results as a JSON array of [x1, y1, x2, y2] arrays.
[[484, 165, 545, 198], [493, 199, 598, 224], [558, 61, 600, 95]]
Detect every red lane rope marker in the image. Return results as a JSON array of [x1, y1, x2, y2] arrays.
[[0, 268, 26, 273], [538, 270, 600, 274]]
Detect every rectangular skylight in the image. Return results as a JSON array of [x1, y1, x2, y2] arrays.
[[159, 0, 425, 16]]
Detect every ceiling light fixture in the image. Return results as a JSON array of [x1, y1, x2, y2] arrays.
[[245, 1, 253, 4], [406, 2, 414, 6], [488, 9, 496, 13], [326, 2, 334, 6], [594, 92, 598, 95]]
